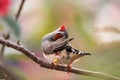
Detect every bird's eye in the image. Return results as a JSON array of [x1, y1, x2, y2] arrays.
[[53, 33, 63, 40]]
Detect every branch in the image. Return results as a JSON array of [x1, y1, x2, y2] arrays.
[[0, 58, 21, 80], [0, 33, 11, 80], [0, 38, 119, 80], [0, 33, 10, 57], [16, 0, 25, 19]]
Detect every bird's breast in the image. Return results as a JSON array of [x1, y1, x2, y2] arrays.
[[43, 50, 81, 66]]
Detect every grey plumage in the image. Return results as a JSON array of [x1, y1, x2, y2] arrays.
[[42, 27, 68, 54], [41, 25, 91, 65]]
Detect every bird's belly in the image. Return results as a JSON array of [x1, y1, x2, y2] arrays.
[[43, 50, 81, 65], [43, 52, 61, 63], [58, 54, 80, 65]]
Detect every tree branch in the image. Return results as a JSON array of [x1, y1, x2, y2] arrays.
[[0, 33, 11, 80], [0, 58, 21, 80], [0, 38, 119, 80], [16, 0, 25, 19], [0, 33, 10, 57]]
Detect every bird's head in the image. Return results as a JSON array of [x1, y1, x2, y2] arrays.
[[52, 25, 68, 41]]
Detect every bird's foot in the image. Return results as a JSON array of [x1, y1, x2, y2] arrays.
[[67, 65, 72, 75], [52, 58, 59, 67], [52, 62, 57, 67]]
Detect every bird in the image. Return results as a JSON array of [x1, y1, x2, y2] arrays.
[[41, 25, 91, 69]]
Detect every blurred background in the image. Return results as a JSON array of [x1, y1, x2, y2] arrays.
[[0, 0, 120, 80]]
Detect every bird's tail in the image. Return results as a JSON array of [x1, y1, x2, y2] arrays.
[[66, 45, 91, 55]]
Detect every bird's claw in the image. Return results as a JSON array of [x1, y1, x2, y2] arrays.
[[52, 62, 58, 67], [52, 58, 59, 67]]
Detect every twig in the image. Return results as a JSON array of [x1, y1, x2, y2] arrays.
[[0, 32, 11, 80], [0, 57, 21, 80], [95, 27, 120, 34], [0, 38, 119, 80], [0, 0, 25, 79], [0, 33, 10, 80], [16, 0, 25, 19], [17, 40, 20, 45], [0, 33, 10, 57]]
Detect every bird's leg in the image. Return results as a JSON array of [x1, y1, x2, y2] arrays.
[[67, 62, 73, 71], [67, 65, 72, 75], [67, 61, 74, 75], [52, 58, 59, 67]]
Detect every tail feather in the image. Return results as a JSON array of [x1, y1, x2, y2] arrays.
[[66, 45, 91, 55], [71, 48, 91, 55]]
